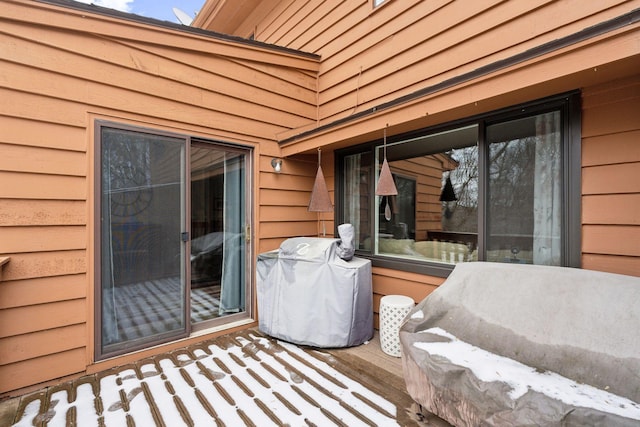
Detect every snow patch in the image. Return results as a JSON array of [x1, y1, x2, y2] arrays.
[[414, 327, 640, 421], [410, 310, 424, 320], [12, 335, 398, 426]]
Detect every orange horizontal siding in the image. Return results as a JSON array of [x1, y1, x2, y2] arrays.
[[0, 87, 87, 128], [0, 172, 86, 200], [582, 90, 640, 138], [582, 194, 640, 225], [582, 254, 640, 276], [583, 225, 640, 257], [253, 0, 358, 52], [0, 299, 86, 338], [0, 274, 87, 310], [239, 0, 638, 125], [0, 143, 86, 177], [0, 347, 86, 395], [0, 0, 320, 397], [259, 221, 326, 239], [4, 0, 320, 71], [0, 324, 85, 365], [259, 0, 316, 45], [582, 163, 640, 195], [259, 172, 316, 191], [260, 206, 318, 222], [0, 251, 86, 282], [0, 226, 86, 253], [258, 238, 286, 254], [259, 189, 314, 206], [581, 74, 640, 275], [0, 200, 86, 226], [0, 63, 294, 142], [0, 117, 85, 152], [257, 151, 336, 246], [372, 266, 444, 300], [371, 266, 445, 329], [273, 0, 347, 49], [1, 56, 314, 132], [582, 130, 640, 167]]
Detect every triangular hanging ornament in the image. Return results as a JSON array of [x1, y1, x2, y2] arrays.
[[439, 175, 457, 202], [375, 126, 398, 196], [375, 158, 398, 195], [308, 150, 333, 212]]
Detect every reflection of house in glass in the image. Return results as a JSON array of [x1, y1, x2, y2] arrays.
[[346, 113, 566, 266]]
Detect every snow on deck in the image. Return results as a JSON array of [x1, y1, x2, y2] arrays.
[[12, 332, 399, 426], [414, 327, 640, 421]]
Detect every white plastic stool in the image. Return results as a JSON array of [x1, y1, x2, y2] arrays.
[[379, 295, 415, 357]]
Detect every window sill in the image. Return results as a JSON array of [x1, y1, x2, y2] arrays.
[[357, 252, 455, 278]]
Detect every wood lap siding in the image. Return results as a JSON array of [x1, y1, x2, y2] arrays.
[[582, 75, 640, 276], [211, 0, 640, 278], [209, 0, 640, 282], [372, 267, 445, 329], [0, 0, 318, 394], [0, 70, 88, 393], [243, 0, 637, 128], [258, 151, 336, 251]]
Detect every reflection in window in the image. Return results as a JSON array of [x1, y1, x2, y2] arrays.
[[339, 94, 577, 272], [373, 126, 478, 264]]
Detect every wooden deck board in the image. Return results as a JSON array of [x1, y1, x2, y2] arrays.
[[1, 329, 451, 426]]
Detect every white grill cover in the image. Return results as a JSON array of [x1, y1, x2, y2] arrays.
[[257, 237, 373, 347]]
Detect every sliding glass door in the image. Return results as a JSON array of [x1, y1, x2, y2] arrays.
[[97, 124, 251, 359]]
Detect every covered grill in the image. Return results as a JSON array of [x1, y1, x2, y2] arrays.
[[256, 231, 373, 348]]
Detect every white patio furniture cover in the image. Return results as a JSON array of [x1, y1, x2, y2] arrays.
[[400, 262, 640, 426], [257, 236, 373, 348]]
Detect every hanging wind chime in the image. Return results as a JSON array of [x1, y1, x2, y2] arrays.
[[308, 148, 333, 236], [439, 171, 457, 219], [375, 125, 398, 221]]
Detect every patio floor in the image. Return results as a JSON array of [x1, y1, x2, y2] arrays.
[[0, 329, 451, 426]]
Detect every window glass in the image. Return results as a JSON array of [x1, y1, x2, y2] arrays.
[[343, 152, 372, 251], [487, 111, 562, 265], [440, 145, 479, 260], [339, 94, 577, 274], [374, 126, 478, 264], [100, 127, 187, 356]]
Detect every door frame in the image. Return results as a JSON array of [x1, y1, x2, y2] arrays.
[[94, 121, 254, 361]]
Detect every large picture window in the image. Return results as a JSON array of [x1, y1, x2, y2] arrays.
[[338, 93, 580, 276]]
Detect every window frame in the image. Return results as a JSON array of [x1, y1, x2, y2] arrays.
[[335, 91, 581, 277]]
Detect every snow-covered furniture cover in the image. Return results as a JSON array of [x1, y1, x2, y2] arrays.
[[257, 236, 373, 348], [400, 262, 640, 426]]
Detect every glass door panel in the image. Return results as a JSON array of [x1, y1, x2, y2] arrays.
[[99, 127, 187, 358], [190, 144, 247, 328]]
